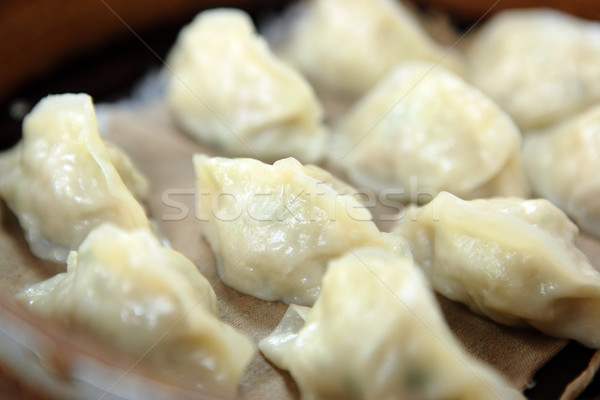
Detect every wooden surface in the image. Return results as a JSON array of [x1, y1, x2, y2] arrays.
[[0, 0, 293, 105], [3, 0, 600, 105]]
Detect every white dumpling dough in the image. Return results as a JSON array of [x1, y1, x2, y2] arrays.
[[330, 62, 529, 203], [523, 105, 600, 237], [267, 0, 464, 100], [167, 9, 326, 163], [194, 155, 393, 306], [18, 224, 254, 396], [466, 9, 600, 131], [259, 247, 524, 400], [104, 140, 149, 203], [0, 94, 149, 262], [393, 191, 600, 348]]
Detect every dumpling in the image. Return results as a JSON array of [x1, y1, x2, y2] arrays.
[[194, 154, 393, 306], [166, 9, 326, 163], [267, 0, 464, 100], [104, 140, 149, 203], [259, 247, 524, 400], [465, 9, 600, 131], [329, 62, 529, 203], [18, 224, 254, 397], [392, 191, 600, 348], [0, 93, 150, 262], [523, 105, 600, 237]]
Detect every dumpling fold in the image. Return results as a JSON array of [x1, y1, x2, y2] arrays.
[[392, 191, 600, 348], [259, 247, 524, 400], [19, 223, 254, 397], [0, 93, 150, 262]]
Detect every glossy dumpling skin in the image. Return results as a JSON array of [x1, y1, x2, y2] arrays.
[[0, 93, 149, 262], [329, 62, 529, 203], [392, 191, 600, 348], [194, 155, 391, 306], [167, 9, 326, 163], [466, 9, 600, 131], [523, 105, 600, 237], [18, 224, 254, 396], [259, 248, 524, 400], [104, 140, 150, 204], [268, 0, 464, 100]]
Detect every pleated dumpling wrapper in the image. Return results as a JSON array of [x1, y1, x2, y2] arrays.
[[465, 9, 600, 131], [329, 62, 529, 203], [268, 0, 464, 100], [0, 93, 150, 262], [392, 191, 600, 348], [523, 104, 600, 237], [166, 9, 327, 163], [194, 155, 395, 306], [259, 247, 524, 400], [18, 224, 254, 397]]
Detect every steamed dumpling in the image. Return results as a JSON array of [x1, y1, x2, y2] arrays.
[[466, 9, 600, 130], [0, 94, 149, 262], [104, 140, 149, 203], [523, 105, 600, 237], [329, 62, 529, 203], [167, 9, 326, 163], [194, 155, 392, 306], [268, 0, 464, 100], [19, 224, 254, 396], [259, 247, 524, 400], [392, 191, 600, 348]]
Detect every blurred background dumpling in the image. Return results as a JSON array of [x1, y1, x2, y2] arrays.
[[329, 62, 529, 204], [266, 0, 465, 103], [167, 8, 327, 163], [465, 9, 600, 131], [523, 104, 600, 237]]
